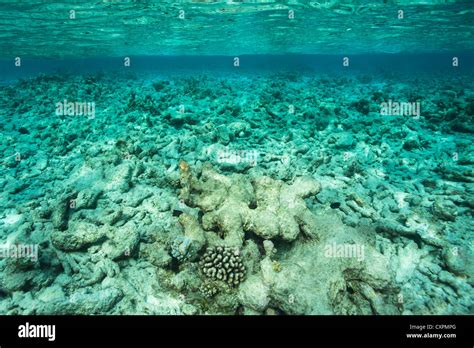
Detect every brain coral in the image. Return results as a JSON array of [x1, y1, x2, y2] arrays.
[[199, 246, 246, 286]]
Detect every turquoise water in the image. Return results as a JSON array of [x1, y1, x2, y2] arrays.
[[0, 1, 473, 315]]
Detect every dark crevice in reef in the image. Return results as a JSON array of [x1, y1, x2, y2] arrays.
[[248, 201, 257, 210], [172, 209, 183, 217], [197, 210, 204, 225], [271, 238, 294, 258], [243, 230, 265, 251], [169, 258, 181, 274]]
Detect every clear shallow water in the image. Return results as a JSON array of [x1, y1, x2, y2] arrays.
[[0, 1, 473, 316], [0, 0, 473, 57], [1, 53, 473, 84]]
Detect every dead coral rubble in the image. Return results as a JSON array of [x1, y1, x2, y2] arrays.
[[179, 163, 322, 247]]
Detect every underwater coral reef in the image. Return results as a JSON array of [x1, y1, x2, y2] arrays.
[[0, 71, 472, 315]]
